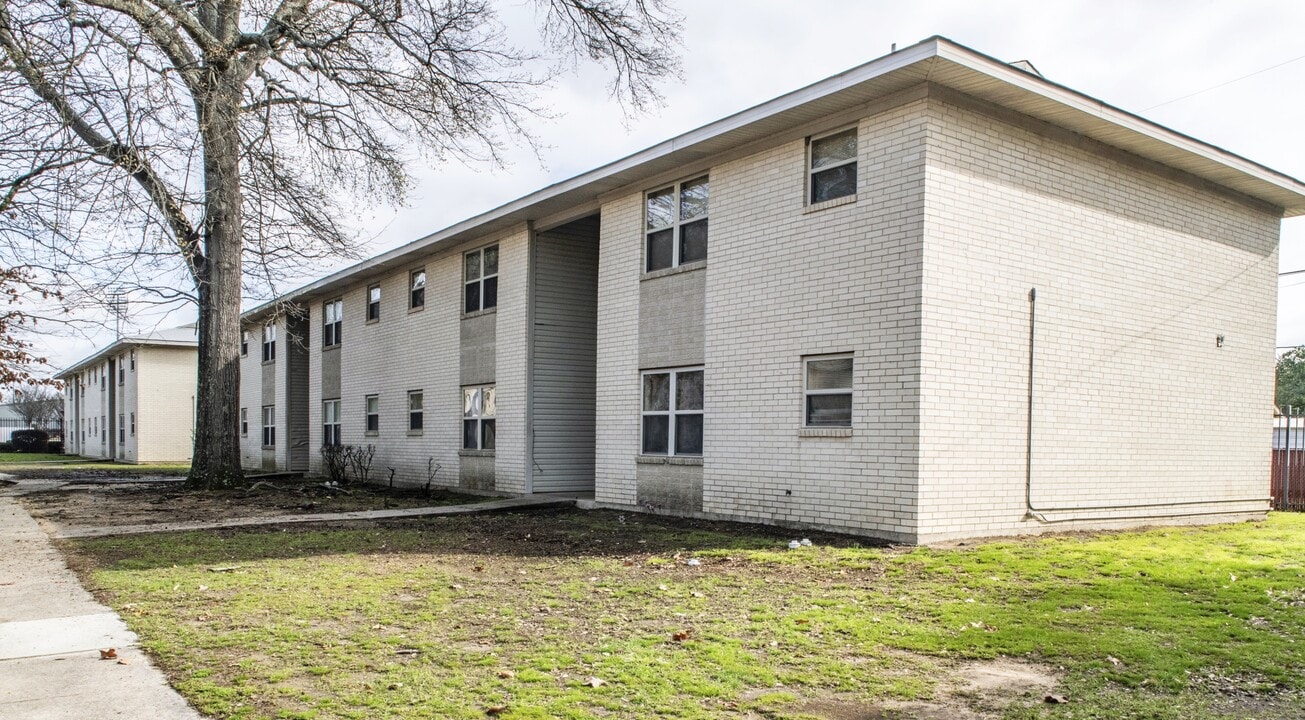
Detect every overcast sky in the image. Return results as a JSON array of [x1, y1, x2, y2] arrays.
[[37, 0, 1305, 369]]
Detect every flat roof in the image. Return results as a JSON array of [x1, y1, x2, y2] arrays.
[[243, 35, 1305, 318], [55, 325, 197, 379]]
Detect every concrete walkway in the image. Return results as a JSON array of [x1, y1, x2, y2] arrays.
[[0, 493, 204, 719], [52, 493, 580, 539]]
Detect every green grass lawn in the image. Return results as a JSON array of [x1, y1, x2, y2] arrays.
[[65, 512, 1305, 720]]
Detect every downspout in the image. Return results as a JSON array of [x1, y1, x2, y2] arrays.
[[1023, 287, 1266, 524]]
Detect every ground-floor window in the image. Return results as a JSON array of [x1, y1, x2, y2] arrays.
[[240, 407, 248, 436], [323, 399, 341, 447], [804, 354, 853, 427], [462, 385, 496, 450], [118, 414, 125, 444], [408, 391, 423, 432], [641, 367, 703, 455], [262, 406, 276, 447], [365, 395, 379, 434]]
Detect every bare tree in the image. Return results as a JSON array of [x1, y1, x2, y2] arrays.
[[8, 382, 63, 430], [0, 0, 682, 486]]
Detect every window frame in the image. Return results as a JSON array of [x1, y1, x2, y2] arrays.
[[118, 414, 125, 444], [803, 353, 854, 428], [364, 394, 379, 435], [409, 268, 426, 310], [463, 245, 499, 314], [640, 366, 704, 456], [130, 412, 135, 437], [323, 298, 343, 347], [644, 175, 709, 273], [322, 399, 342, 447], [366, 285, 381, 323], [129, 350, 135, 371], [807, 126, 858, 205], [262, 405, 276, 447], [407, 390, 424, 433], [240, 407, 248, 437], [462, 384, 496, 450], [240, 330, 249, 357], [262, 323, 277, 363]]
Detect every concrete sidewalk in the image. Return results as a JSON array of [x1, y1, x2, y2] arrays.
[[0, 494, 204, 719]]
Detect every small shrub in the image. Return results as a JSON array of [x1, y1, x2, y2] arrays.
[[48, 440, 64, 454], [11, 429, 49, 453], [321, 444, 349, 484], [0, 441, 13, 453]]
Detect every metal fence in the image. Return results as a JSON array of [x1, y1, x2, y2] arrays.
[[1273, 408, 1305, 511]]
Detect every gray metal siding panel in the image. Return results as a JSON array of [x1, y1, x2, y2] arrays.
[[531, 217, 599, 493]]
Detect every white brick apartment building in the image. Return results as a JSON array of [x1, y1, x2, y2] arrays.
[[240, 37, 1305, 543], [57, 325, 197, 463]]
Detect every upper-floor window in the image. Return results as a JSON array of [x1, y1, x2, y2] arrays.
[[804, 354, 853, 427], [410, 269, 426, 310], [118, 357, 125, 385], [323, 299, 343, 347], [240, 330, 249, 356], [641, 367, 703, 456], [809, 127, 857, 204], [462, 385, 496, 450], [262, 324, 277, 362], [645, 176, 708, 272], [367, 285, 381, 322], [464, 245, 499, 313], [129, 350, 135, 371]]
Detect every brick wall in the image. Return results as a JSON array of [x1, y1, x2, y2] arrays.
[[915, 91, 1278, 542], [136, 345, 196, 462]]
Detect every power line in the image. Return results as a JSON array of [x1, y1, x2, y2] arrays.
[[1144, 51, 1305, 111], [1283, 268, 1305, 277]]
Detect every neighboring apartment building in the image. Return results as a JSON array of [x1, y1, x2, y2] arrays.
[[56, 325, 198, 463], [240, 37, 1305, 543]]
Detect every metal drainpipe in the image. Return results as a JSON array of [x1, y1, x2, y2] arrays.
[[1022, 287, 1265, 523]]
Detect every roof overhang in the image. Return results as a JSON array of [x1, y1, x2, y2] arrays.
[[54, 337, 197, 379], [243, 36, 1305, 318]]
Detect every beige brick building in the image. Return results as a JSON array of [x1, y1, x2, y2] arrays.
[[239, 37, 1305, 543], [57, 325, 197, 463]]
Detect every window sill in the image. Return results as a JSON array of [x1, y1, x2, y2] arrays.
[[641, 259, 706, 281], [635, 455, 703, 466], [322, 344, 340, 353], [406, 430, 424, 437], [408, 305, 425, 314], [365, 431, 379, 437], [261, 445, 276, 450], [365, 318, 380, 325], [459, 448, 496, 458], [462, 307, 497, 320], [261, 360, 275, 366], [803, 194, 857, 214], [799, 427, 853, 438]]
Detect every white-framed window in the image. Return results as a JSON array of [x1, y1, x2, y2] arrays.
[[408, 390, 423, 432], [323, 399, 341, 447], [262, 405, 276, 447], [323, 299, 342, 347], [129, 350, 135, 371], [808, 127, 857, 204], [464, 245, 499, 313], [641, 367, 704, 456], [462, 385, 496, 450], [367, 285, 381, 322], [365, 395, 379, 434], [645, 175, 708, 272], [101, 415, 105, 442], [240, 407, 248, 436], [130, 412, 135, 436], [409, 269, 426, 310], [804, 354, 853, 427], [118, 414, 125, 443], [240, 330, 249, 356], [118, 357, 125, 385], [262, 324, 277, 362]]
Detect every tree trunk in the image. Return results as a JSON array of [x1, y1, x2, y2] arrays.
[[188, 72, 245, 488]]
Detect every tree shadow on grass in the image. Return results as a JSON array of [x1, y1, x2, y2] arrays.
[[65, 507, 892, 571]]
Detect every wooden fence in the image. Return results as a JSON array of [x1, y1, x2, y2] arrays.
[[1273, 410, 1305, 511]]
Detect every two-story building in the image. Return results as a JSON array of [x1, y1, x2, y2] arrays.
[[240, 37, 1305, 543], [57, 325, 198, 463]]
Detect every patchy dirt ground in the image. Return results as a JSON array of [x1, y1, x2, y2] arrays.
[[12, 478, 483, 534]]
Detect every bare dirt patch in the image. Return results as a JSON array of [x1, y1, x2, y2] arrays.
[[793, 658, 1060, 720], [14, 479, 481, 535]]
